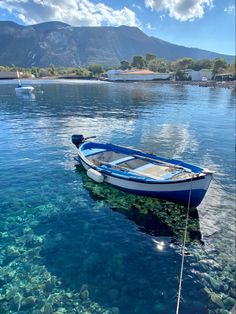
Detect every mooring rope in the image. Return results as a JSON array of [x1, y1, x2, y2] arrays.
[[176, 175, 193, 314]]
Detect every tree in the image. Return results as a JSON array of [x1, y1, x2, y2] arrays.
[[0, 66, 8, 71], [10, 64, 17, 71], [213, 58, 228, 74], [148, 59, 159, 72], [191, 59, 213, 71], [31, 67, 40, 78], [227, 60, 236, 74], [173, 58, 193, 70], [145, 53, 157, 64], [88, 64, 103, 76], [131, 55, 146, 69], [157, 59, 169, 72], [75, 68, 90, 76], [120, 60, 130, 70], [175, 69, 189, 81], [48, 64, 55, 76], [148, 58, 169, 72]]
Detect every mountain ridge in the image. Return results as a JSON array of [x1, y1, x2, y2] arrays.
[[0, 21, 234, 67]]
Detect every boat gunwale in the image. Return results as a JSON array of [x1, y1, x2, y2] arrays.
[[77, 142, 212, 185]]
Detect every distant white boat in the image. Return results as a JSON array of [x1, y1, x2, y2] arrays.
[[15, 86, 34, 93], [107, 69, 170, 81], [15, 80, 34, 93]]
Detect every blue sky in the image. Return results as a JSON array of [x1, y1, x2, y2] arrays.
[[0, 0, 235, 55]]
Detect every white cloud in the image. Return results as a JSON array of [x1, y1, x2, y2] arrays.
[[144, 0, 213, 21], [0, 0, 140, 27], [224, 5, 235, 15]]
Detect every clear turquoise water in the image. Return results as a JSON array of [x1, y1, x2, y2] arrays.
[[0, 80, 235, 314]]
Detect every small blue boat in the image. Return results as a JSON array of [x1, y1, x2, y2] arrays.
[[72, 135, 213, 207]]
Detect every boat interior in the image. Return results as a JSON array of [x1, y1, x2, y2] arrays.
[[84, 148, 194, 181]]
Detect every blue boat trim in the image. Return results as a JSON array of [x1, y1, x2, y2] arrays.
[[79, 141, 204, 174], [112, 185, 207, 208]]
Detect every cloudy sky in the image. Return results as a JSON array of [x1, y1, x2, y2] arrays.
[[0, 0, 235, 55]]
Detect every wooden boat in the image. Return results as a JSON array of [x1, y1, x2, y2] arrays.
[[72, 135, 213, 207]]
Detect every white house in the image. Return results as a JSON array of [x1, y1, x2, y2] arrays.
[[107, 69, 170, 81], [187, 69, 212, 81]]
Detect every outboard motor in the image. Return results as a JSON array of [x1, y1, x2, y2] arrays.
[[72, 134, 84, 148], [72, 134, 96, 148]]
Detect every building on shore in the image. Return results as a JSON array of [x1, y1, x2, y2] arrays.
[[107, 69, 171, 81], [0, 71, 19, 80], [214, 73, 235, 81], [186, 69, 213, 81]]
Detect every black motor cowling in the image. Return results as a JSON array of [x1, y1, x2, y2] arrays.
[[72, 134, 84, 148]]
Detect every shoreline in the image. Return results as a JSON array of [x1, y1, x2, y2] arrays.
[[2, 77, 235, 89], [106, 79, 235, 89], [151, 79, 235, 90], [36, 78, 236, 89]]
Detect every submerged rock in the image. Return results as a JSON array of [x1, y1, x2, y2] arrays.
[[79, 284, 89, 301], [46, 293, 62, 306], [53, 308, 67, 314], [6, 246, 21, 258], [210, 292, 225, 307], [41, 302, 53, 314], [43, 277, 54, 292], [12, 292, 22, 311], [223, 296, 235, 308], [209, 276, 222, 291], [21, 296, 37, 310]]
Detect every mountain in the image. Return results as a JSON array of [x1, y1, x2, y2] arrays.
[[0, 21, 234, 67]]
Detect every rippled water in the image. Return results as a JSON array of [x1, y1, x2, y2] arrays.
[[0, 80, 235, 314]]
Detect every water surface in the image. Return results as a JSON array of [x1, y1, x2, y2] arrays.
[[0, 80, 235, 314]]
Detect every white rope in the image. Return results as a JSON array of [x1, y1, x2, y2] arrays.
[[176, 175, 193, 314]]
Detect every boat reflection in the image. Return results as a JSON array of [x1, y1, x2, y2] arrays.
[[15, 90, 36, 101], [76, 165, 202, 243]]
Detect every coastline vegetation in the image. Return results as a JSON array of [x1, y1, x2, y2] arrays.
[[0, 54, 235, 80]]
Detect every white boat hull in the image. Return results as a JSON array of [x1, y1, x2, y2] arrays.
[[15, 86, 34, 93]]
